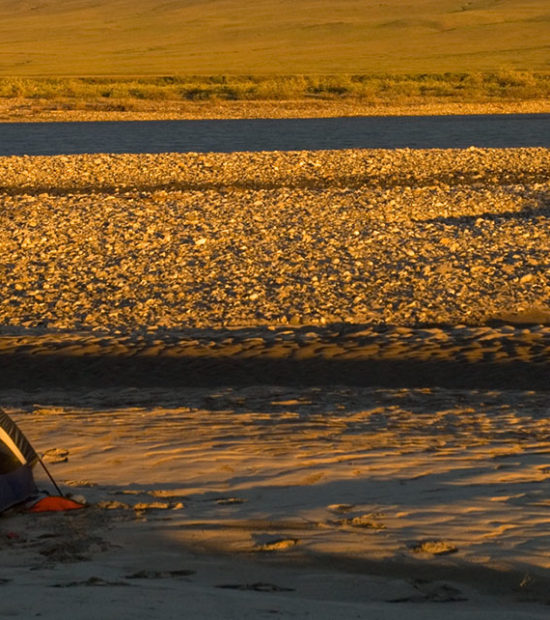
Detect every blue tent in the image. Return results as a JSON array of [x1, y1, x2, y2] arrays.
[[0, 410, 38, 512]]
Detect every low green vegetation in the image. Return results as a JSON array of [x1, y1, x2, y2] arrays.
[[1, 72, 548, 107]]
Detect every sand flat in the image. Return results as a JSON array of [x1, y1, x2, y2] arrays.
[[1, 147, 549, 617], [3, 386, 550, 617]]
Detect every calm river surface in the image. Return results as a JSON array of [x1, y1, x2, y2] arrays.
[[0, 114, 548, 156]]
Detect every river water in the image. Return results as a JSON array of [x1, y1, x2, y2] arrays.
[[0, 114, 548, 156]]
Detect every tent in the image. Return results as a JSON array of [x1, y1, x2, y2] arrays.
[[0, 409, 38, 512], [1, 409, 83, 513]]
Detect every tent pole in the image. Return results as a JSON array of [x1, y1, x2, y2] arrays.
[[37, 455, 64, 497]]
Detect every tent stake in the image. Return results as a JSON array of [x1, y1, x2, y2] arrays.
[[37, 455, 64, 497]]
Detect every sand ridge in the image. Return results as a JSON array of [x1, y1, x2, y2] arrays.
[[0, 323, 549, 390]]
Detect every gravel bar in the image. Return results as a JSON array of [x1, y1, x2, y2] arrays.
[[1, 147, 548, 333]]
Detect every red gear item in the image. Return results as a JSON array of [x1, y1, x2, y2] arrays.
[[28, 496, 85, 512]]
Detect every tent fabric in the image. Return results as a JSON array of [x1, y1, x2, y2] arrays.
[[0, 409, 39, 512], [0, 465, 37, 513], [0, 410, 37, 466], [28, 496, 85, 513]]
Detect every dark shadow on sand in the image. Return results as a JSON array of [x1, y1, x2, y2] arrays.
[[1, 349, 548, 390]]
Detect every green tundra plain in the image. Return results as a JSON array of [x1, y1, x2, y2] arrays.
[[1, 0, 548, 76], [0, 1, 547, 116]]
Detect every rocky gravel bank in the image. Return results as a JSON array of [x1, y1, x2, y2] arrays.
[[0, 99, 548, 122], [0, 148, 548, 332]]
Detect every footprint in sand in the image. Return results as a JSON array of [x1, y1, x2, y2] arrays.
[[327, 503, 355, 514], [326, 507, 386, 530], [97, 499, 183, 511], [42, 448, 69, 464], [408, 540, 458, 555], [149, 489, 188, 498], [96, 500, 131, 510], [253, 533, 299, 552], [134, 501, 185, 514], [52, 576, 129, 588], [126, 569, 195, 579], [216, 582, 295, 592], [389, 580, 466, 603], [40, 537, 111, 563], [133, 502, 172, 511], [300, 472, 325, 485], [340, 514, 386, 530], [215, 497, 246, 505], [65, 480, 97, 488]]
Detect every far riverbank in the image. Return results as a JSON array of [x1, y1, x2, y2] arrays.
[[0, 99, 548, 123]]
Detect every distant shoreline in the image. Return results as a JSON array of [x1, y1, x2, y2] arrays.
[[0, 98, 548, 123]]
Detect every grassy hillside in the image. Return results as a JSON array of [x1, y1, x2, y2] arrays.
[[0, 0, 548, 76]]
